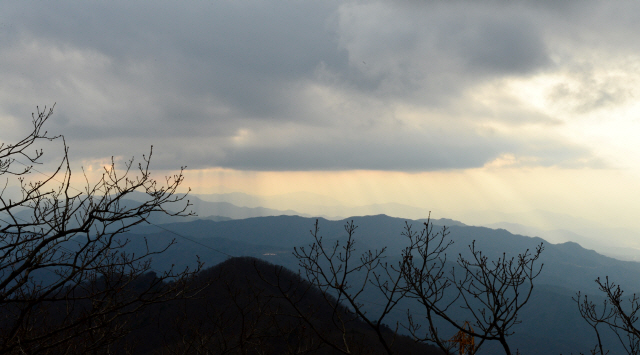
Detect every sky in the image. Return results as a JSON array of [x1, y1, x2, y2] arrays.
[[2, 1, 640, 233]]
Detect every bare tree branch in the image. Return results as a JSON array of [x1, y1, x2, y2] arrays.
[[0, 105, 202, 354], [290, 216, 544, 355]]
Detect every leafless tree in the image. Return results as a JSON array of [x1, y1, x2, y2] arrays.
[[0, 105, 201, 354], [290, 220, 407, 355], [292, 217, 544, 355], [401, 221, 543, 355], [575, 276, 640, 355]]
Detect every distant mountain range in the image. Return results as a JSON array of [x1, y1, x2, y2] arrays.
[[110, 190, 640, 262], [192, 191, 436, 220], [97, 190, 640, 263], [132, 214, 640, 293], [123, 191, 309, 220], [485, 221, 640, 261]]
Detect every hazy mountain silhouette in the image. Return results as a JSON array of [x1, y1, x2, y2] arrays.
[[131, 214, 640, 291], [192, 192, 437, 220], [486, 221, 640, 261], [188, 192, 640, 261], [122, 191, 308, 219]]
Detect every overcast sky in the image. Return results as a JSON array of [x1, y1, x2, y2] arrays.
[[3, 1, 640, 231]]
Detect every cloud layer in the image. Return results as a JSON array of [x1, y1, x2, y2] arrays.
[[1, 1, 636, 171]]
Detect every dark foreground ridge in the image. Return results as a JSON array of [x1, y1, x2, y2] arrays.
[[39, 256, 442, 355]]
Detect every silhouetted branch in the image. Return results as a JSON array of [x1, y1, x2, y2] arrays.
[[290, 215, 544, 355], [576, 276, 640, 354], [0, 105, 201, 354]]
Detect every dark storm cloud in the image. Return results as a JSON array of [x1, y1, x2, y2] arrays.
[[0, 1, 619, 171], [2, 1, 344, 126], [441, 17, 549, 75], [332, 2, 552, 102], [214, 130, 597, 171]]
